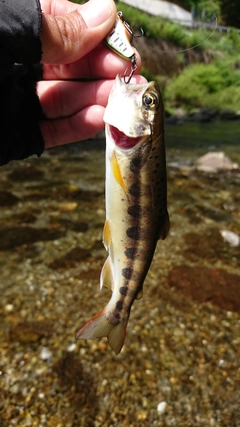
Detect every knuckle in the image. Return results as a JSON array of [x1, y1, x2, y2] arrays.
[[56, 14, 82, 59]]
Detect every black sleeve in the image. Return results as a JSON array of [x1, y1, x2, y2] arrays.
[[0, 0, 44, 166]]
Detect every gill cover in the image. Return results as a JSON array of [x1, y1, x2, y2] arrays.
[[103, 75, 159, 138]]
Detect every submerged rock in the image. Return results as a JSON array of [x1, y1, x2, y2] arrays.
[[195, 151, 239, 173], [188, 108, 217, 122], [9, 321, 52, 343], [8, 165, 44, 181], [48, 247, 91, 270], [165, 115, 185, 125], [0, 191, 19, 206], [219, 109, 239, 120], [183, 228, 240, 268], [0, 226, 65, 250], [168, 265, 240, 312]]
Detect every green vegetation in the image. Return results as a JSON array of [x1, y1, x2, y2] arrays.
[[165, 62, 240, 112], [174, 0, 221, 18], [175, 1, 240, 28], [117, 2, 240, 113]]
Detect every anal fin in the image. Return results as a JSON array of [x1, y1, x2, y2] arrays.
[[100, 256, 113, 290]]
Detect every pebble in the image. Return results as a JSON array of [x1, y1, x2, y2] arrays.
[[38, 393, 45, 399], [67, 343, 77, 352], [157, 401, 167, 414], [39, 347, 53, 360], [5, 303, 14, 312], [58, 202, 78, 211], [220, 229, 240, 247], [136, 410, 147, 421]]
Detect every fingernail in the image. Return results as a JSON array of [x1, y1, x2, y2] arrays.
[[81, 0, 112, 28]]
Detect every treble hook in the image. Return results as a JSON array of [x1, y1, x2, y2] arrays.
[[133, 27, 144, 38], [123, 54, 137, 84]]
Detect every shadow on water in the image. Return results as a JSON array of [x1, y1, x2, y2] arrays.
[[53, 352, 99, 427]]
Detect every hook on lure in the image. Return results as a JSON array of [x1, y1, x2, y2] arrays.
[[123, 55, 137, 84], [104, 11, 143, 84]]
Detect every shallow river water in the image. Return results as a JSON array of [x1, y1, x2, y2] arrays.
[[0, 121, 240, 426]]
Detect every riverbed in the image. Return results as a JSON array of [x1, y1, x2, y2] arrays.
[[0, 120, 240, 426]]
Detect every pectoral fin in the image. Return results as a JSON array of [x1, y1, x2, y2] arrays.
[[111, 150, 128, 195]]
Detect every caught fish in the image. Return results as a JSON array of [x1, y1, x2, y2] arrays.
[[76, 75, 170, 354]]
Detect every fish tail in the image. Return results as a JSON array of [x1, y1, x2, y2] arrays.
[[76, 307, 129, 355]]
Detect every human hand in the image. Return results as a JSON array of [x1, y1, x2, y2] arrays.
[[37, 0, 143, 148]]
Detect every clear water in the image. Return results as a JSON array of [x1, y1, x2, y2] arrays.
[[0, 121, 239, 426]]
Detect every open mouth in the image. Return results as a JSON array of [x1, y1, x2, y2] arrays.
[[109, 125, 143, 149]]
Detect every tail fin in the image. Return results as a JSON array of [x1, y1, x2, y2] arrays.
[[76, 308, 129, 355]]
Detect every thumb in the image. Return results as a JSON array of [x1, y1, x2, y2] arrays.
[[41, 0, 116, 64]]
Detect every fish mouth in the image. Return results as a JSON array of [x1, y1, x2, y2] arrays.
[[109, 125, 143, 149]]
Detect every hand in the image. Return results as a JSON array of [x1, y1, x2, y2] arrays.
[[37, 0, 143, 148]]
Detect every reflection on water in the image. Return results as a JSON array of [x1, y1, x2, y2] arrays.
[[0, 121, 240, 426]]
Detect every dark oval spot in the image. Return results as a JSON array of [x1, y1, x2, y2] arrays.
[[119, 286, 128, 296], [126, 226, 140, 240], [130, 157, 142, 173], [129, 183, 140, 198], [127, 205, 141, 218], [116, 301, 123, 311], [122, 267, 134, 279], [125, 247, 139, 259]]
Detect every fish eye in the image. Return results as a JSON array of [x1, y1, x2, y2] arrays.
[[143, 92, 158, 108]]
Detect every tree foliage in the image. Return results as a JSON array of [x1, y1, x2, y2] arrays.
[[220, 0, 240, 28], [174, 0, 240, 28]]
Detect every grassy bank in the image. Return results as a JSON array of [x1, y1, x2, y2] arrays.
[[165, 58, 240, 113]]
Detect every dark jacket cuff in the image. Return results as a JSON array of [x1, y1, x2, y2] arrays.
[[0, 0, 44, 165], [0, 0, 42, 65], [0, 64, 44, 166]]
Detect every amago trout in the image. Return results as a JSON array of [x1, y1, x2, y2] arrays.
[[76, 75, 170, 354]]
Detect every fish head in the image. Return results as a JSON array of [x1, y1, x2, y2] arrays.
[[104, 75, 163, 150]]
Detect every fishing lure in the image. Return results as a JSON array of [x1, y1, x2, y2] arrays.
[[105, 11, 141, 83], [105, 11, 217, 64]]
